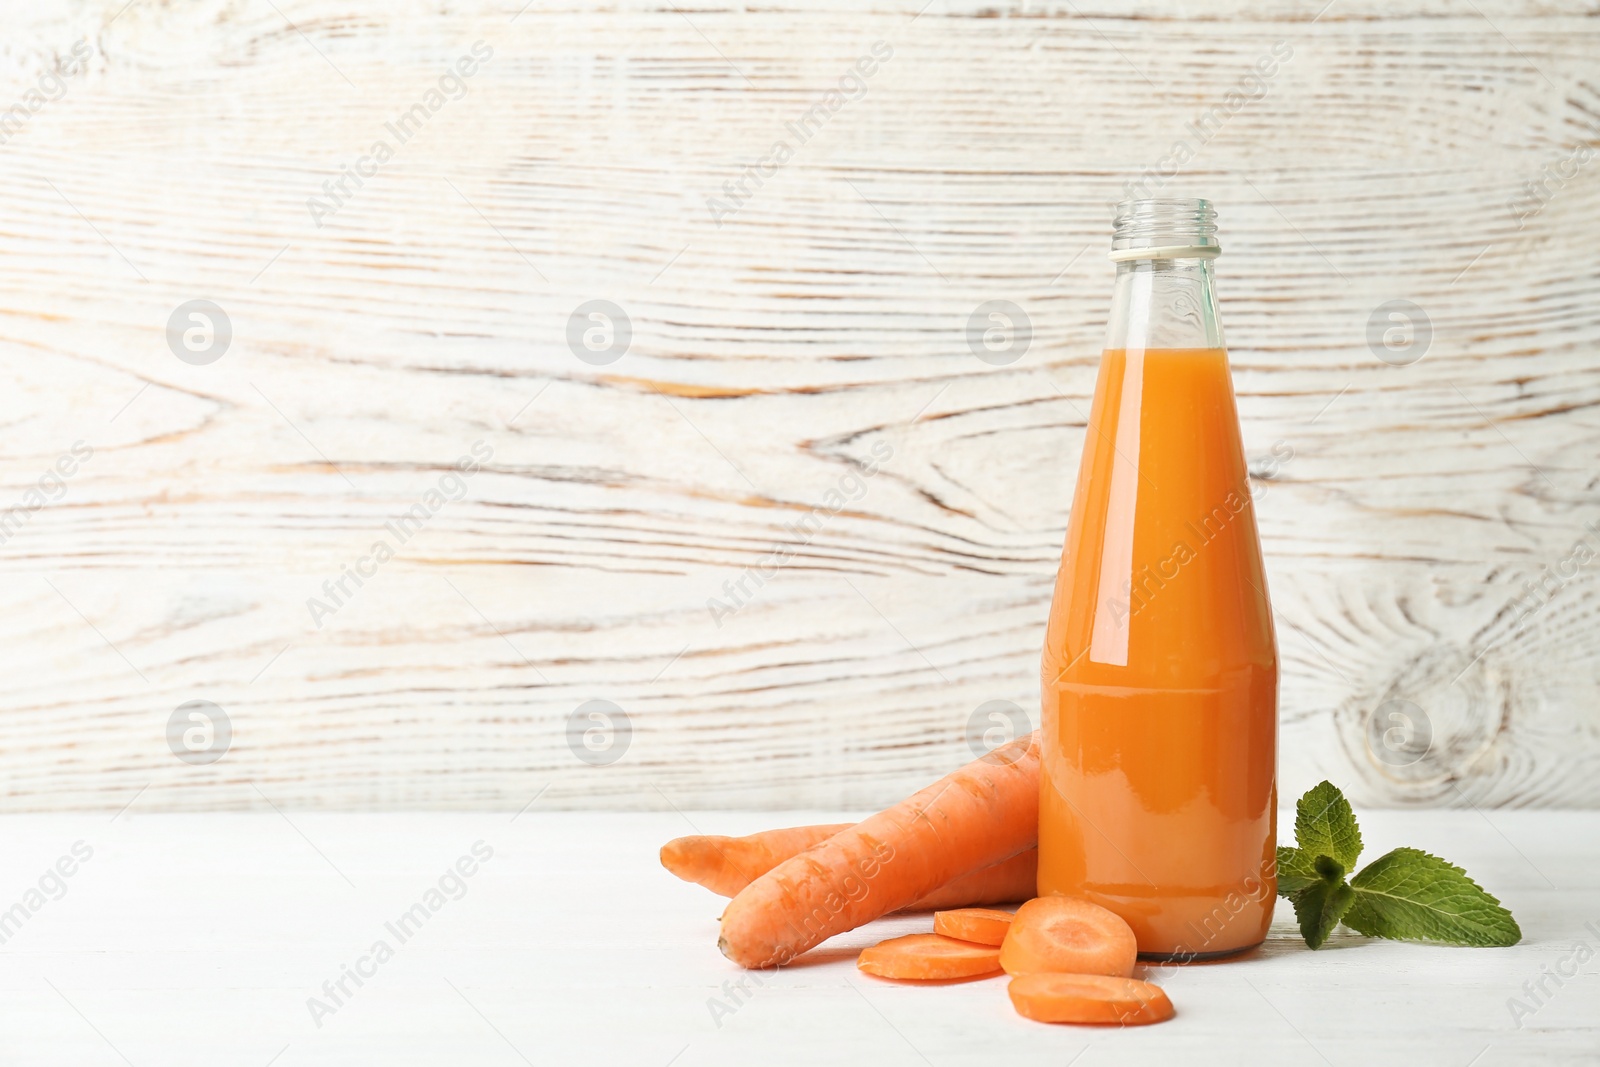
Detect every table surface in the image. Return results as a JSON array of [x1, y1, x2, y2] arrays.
[[0, 808, 1594, 1066]]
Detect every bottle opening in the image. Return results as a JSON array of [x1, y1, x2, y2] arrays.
[[1109, 198, 1220, 262]]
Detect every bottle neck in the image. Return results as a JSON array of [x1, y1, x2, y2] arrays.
[[1103, 257, 1225, 352]]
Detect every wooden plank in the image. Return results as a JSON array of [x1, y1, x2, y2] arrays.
[[0, 1, 1594, 808]]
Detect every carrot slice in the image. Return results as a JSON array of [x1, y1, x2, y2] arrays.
[[934, 908, 1014, 947], [857, 933, 1003, 981], [1008, 973, 1174, 1025], [998, 896, 1137, 978]]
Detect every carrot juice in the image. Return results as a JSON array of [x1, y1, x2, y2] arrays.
[[1038, 200, 1278, 959]]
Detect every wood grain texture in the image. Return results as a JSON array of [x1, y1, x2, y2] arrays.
[[0, 0, 1596, 810]]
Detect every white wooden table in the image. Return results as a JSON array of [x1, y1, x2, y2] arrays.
[[0, 808, 1593, 1066]]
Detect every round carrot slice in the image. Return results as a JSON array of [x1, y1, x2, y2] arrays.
[[934, 908, 1014, 947], [1008, 973, 1174, 1025], [998, 896, 1137, 978], [856, 933, 1003, 980]]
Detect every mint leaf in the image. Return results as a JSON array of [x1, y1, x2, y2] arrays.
[[1290, 879, 1355, 949], [1276, 846, 1322, 897], [1345, 847, 1521, 947], [1294, 781, 1363, 871]]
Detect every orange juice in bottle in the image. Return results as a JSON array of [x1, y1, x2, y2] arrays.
[[1039, 199, 1277, 959]]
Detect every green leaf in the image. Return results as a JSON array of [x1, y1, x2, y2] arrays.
[[1276, 846, 1322, 897], [1294, 781, 1363, 871], [1345, 847, 1522, 947], [1290, 879, 1355, 949]]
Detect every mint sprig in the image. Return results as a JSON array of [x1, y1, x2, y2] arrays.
[[1274, 845, 1323, 897], [1276, 781, 1521, 949], [1294, 780, 1363, 871], [1344, 847, 1522, 947], [1290, 875, 1354, 949]]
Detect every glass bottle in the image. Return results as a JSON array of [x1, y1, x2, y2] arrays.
[[1038, 199, 1278, 959]]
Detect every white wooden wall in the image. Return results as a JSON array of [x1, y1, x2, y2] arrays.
[[0, 0, 1595, 811]]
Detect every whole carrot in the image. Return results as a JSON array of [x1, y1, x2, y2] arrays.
[[662, 826, 1037, 909], [660, 824, 852, 897], [718, 732, 1040, 968], [907, 849, 1036, 911]]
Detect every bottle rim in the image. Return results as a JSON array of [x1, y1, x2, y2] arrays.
[[1110, 198, 1221, 261]]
